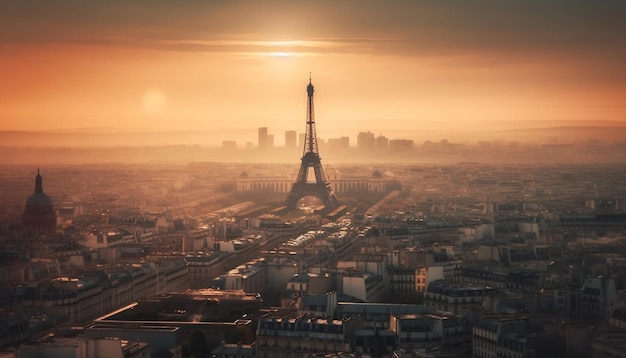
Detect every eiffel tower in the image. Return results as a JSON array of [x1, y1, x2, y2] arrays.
[[285, 76, 340, 210]]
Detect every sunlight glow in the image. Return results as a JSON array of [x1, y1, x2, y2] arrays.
[[250, 51, 313, 58], [171, 40, 335, 48], [272, 52, 292, 57], [142, 89, 167, 116]]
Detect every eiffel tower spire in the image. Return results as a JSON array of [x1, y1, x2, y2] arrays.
[[303, 74, 318, 156], [286, 76, 340, 210]]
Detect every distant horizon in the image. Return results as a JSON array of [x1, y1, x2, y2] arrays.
[[1, 1, 625, 143], [4, 118, 626, 133], [0, 120, 625, 148]]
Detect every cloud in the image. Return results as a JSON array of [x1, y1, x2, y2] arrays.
[[1, 0, 625, 71]]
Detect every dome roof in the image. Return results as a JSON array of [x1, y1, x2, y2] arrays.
[[23, 169, 56, 236], [26, 191, 53, 208], [24, 170, 54, 210]]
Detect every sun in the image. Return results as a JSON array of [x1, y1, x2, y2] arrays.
[[142, 89, 167, 116]]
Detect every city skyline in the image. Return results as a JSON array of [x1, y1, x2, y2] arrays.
[[2, 3, 626, 353], [1, 0, 625, 148]]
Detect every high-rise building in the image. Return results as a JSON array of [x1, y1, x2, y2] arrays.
[[285, 130, 297, 148], [327, 137, 350, 153], [258, 127, 268, 149], [375, 135, 389, 152], [357, 131, 376, 152], [389, 139, 414, 152]]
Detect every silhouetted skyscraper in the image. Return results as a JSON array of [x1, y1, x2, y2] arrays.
[[375, 135, 389, 152], [327, 137, 350, 153], [389, 139, 413, 151], [258, 127, 268, 149], [285, 130, 297, 148], [357, 131, 376, 152]]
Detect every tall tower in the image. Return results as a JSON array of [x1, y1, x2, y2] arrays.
[[23, 169, 56, 236], [285, 76, 340, 210], [258, 127, 268, 150]]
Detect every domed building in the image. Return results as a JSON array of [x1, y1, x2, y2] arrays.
[[23, 169, 57, 236]]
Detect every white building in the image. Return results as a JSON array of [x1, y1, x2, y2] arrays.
[[224, 260, 267, 293]]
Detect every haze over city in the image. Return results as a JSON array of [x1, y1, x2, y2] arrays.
[[1, 0, 625, 150], [4, 2, 626, 357]]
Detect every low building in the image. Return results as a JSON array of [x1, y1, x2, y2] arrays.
[[24, 259, 189, 325], [473, 316, 532, 358], [460, 267, 509, 289], [425, 280, 496, 315], [282, 271, 311, 306], [342, 270, 385, 303], [86, 289, 261, 356], [86, 324, 181, 358], [472, 315, 564, 358], [256, 309, 360, 358], [0, 315, 29, 349], [17, 337, 150, 358], [554, 277, 617, 322], [387, 265, 445, 299], [336, 302, 429, 330], [225, 260, 267, 293], [387, 266, 417, 298], [185, 251, 222, 289], [211, 342, 256, 358], [351, 329, 398, 356], [299, 291, 338, 318], [390, 311, 471, 356]]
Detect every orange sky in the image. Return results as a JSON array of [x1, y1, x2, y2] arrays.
[[1, 0, 625, 145]]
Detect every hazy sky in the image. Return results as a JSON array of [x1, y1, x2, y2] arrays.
[[1, 0, 625, 144]]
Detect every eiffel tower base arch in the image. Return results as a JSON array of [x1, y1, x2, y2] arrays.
[[285, 182, 340, 211]]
